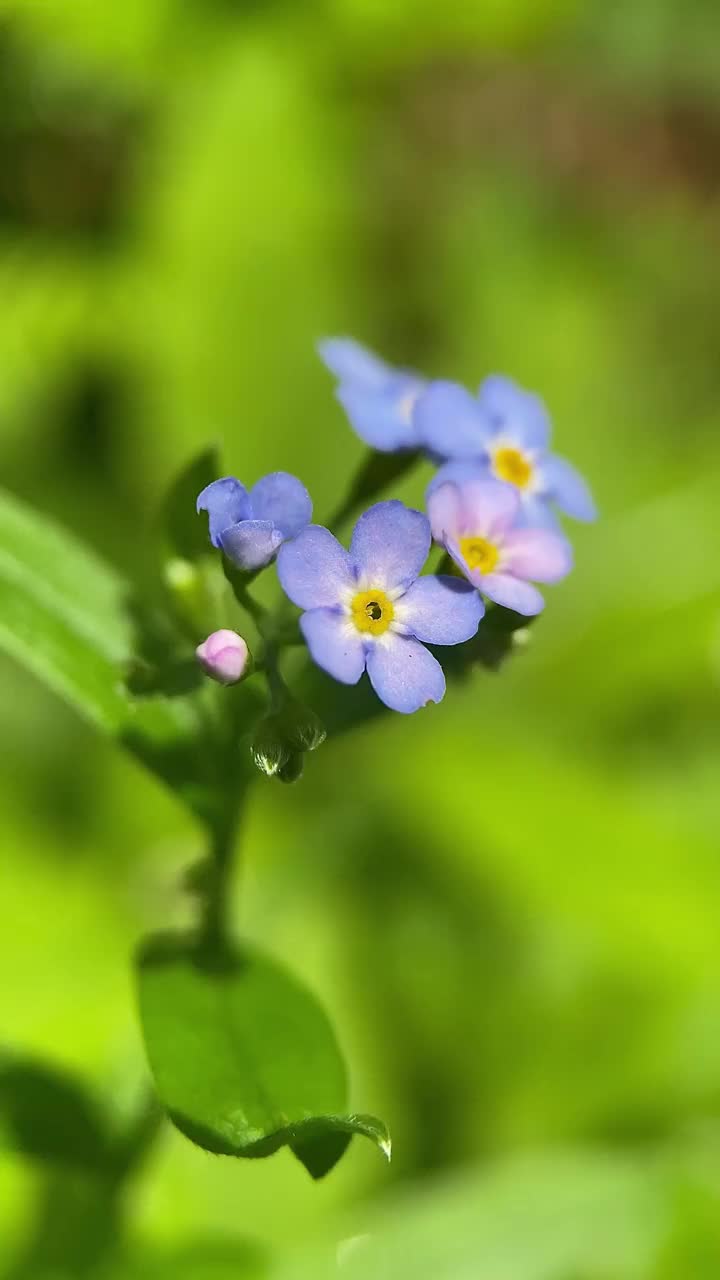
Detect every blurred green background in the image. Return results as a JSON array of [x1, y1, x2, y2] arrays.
[[2, 0, 720, 1275]]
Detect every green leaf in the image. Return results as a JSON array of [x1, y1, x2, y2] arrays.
[[0, 485, 229, 825], [161, 446, 220, 562], [289, 1111, 391, 1178], [439, 603, 536, 676], [0, 1057, 111, 1171], [136, 933, 390, 1179]]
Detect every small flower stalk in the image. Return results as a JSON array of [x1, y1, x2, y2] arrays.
[[193, 335, 594, 768]]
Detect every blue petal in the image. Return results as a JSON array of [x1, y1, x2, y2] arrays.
[[300, 608, 366, 685], [317, 337, 392, 389], [249, 472, 312, 539], [220, 520, 283, 572], [277, 525, 355, 610], [366, 634, 445, 713], [395, 575, 484, 644], [516, 493, 560, 531], [478, 375, 551, 451], [538, 454, 597, 521], [336, 382, 418, 452], [350, 500, 430, 592], [414, 380, 490, 460], [481, 572, 545, 616], [427, 458, 491, 500], [197, 477, 251, 548]]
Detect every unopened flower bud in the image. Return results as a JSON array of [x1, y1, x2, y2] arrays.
[[281, 699, 327, 753], [276, 751, 304, 784], [251, 715, 291, 777], [196, 629, 250, 686], [251, 696, 325, 780]]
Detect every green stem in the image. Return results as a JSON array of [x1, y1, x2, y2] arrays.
[[324, 446, 421, 531], [201, 807, 244, 952], [234, 580, 269, 629], [324, 490, 359, 534], [231, 579, 294, 714], [265, 651, 287, 709]]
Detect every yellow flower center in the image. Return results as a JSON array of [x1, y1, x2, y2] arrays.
[[492, 445, 533, 489], [351, 588, 395, 636], [459, 535, 499, 575]]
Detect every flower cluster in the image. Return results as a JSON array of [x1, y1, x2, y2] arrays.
[[195, 338, 594, 721]]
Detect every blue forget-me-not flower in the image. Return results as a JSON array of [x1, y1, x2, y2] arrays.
[[277, 500, 483, 713], [317, 337, 426, 453], [197, 472, 312, 571], [419, 375, 596, 528], [427, 476, 573, 617]]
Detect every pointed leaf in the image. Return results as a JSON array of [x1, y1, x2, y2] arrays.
[[328, 447, 421, 531], [136, 933, 390, 1179], [343, 447, 420, 513], [0, 485, 227, 824], [161, 446, 220, 562], [291, 1113, 390, 1178]]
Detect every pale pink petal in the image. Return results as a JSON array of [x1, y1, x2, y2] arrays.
[[457, 479, 520, 538], [500, 528, 573, 583], [426, 482, 463, 542]]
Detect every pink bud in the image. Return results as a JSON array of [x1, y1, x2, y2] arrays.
[[196, 629, 250, 686]]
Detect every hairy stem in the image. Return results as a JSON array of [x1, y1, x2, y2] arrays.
[[200, 803, 246, 952], [231, 578, 294, 715], [234, 579, 269, 629]]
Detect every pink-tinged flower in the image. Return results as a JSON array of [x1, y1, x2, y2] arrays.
[[427, 477, 572, 616], [196, 629, 250, 685]]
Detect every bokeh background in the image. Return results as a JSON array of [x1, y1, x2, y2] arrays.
[[2, 0, 720, 1276]]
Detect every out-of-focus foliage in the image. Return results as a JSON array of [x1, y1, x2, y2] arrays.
[[278, 1147, 720, 1280], [1, 0, 720, 1275]]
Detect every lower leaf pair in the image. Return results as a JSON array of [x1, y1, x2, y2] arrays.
[[136, 932, 390, 1179]]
